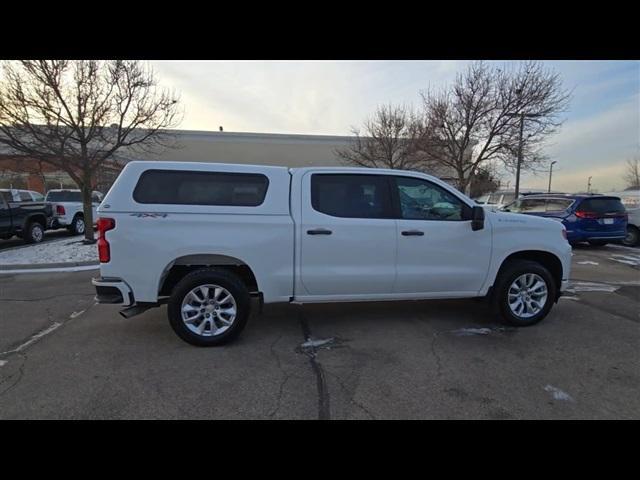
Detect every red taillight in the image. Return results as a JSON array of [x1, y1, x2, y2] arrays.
[[96, 217, 115, 263], [56, 205, 66, 215], [575, 211, 598, 219]]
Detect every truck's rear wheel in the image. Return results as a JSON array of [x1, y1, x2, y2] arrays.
[[68, 215, 85, 235], [492, 260, 556, 327], [167, 269, 250, 346], [25, 222, 44, 244]]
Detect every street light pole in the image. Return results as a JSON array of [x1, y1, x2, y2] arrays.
[[587, 176, 592, 194], [548, 161, 557, 193]]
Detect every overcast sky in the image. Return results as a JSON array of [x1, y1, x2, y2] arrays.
[[151, 60, 639, 193]]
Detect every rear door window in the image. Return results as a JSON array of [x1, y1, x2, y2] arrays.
[[545, 198, 573, 212], [45, 191, 83, 202], [133, 170, 269, 207], [508, 198, 547, 213], [311, 174, 392, 219], [19, 191, 32, 202]]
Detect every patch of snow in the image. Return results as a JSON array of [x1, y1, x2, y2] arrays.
[[559, 295, 580, 301], [577, 260, 599, 265], [69, 310, 86, 319], [0, 237, 97, 265], [544, 385, 574, 402], [0, 265, 99, 274], [566, 281, 619, 293], [301, 338, 334, 349], [0, 360, 7, 367], [451, 327, 493, 336]]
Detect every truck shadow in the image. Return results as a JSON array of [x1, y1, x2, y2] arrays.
[[258, 298, 499, 331]]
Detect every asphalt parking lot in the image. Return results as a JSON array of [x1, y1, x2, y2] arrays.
[[1, 244, 639, 419], [0, 229, 78, 251]]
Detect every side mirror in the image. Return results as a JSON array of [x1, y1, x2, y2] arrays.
[[471, 205, 485, 231]]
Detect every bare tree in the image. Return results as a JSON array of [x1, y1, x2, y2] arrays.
[[0, 60, 181, 242], [335, 104, 424, 170], [419, 61, 571, 193], [624, 155, 640, 190]]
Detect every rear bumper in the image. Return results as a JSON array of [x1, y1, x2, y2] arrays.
[[51, 216, 71, 228], [92, 277, 134, 307]]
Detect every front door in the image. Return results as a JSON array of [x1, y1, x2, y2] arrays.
[[391, 176, 492, 295], [299, 172, 397, 296], [0, 194, 12, 234]]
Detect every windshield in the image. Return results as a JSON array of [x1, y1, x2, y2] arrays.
[[45, 191, 82, 202]]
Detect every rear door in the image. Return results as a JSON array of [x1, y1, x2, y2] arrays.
[[391, 175, 492, 294], [575, 197, 627, 233], [298, 172, 397, 296]]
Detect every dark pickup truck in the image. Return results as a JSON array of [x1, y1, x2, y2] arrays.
[[0, 191, 53, 244]]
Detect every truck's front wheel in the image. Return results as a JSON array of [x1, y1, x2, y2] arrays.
[[493, 260, 556, 327], [167, 269, 251, 346]]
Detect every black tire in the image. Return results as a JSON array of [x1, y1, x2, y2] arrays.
[[622, 226, 640, 247], [68, 215, 85, 235], [167, 268, 251, 346], [24, 222, 45, 244], [492, 260, 556, 327], [588, 240, 608, 247]]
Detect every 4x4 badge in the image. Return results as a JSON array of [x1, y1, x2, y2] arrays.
[[130, 213, 168, 218]]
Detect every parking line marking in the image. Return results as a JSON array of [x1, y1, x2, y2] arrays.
[[0, 322, 63, 356]]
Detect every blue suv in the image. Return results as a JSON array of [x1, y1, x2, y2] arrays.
[[502, 194, 628, 246]]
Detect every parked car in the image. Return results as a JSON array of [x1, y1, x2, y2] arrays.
[[45, 189, 103, 235], [0, 190, 53, 243], [502, 194, 628, 247], [92, 161, 571, 346], [474, 189, 555, 210], [0, 188, 46, 202], [604, 190, 640, 247]]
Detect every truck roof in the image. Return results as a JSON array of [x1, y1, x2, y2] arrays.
[[127, 160, 441, 180]]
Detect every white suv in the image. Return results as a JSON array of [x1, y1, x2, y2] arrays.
[[93, 161, 572, 346]]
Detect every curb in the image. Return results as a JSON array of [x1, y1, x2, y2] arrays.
[[0, 260, 99, 271]]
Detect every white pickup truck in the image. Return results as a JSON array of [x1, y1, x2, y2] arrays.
[[45, 189, 104, 235], [93, 161, 571, 346]]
